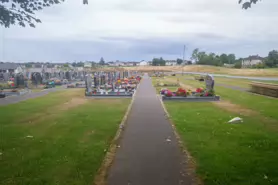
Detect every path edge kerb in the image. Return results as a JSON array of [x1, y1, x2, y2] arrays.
[[157, 95, 203, 185], [93, 80, 141, 185]]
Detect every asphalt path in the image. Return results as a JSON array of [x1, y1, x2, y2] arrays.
[[0, 86, 67, 106], [171, 71, 278, 81], [107, 74, 194, 185]]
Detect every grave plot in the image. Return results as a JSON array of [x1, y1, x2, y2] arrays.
[[154, 78, 180, 87], [67, 82, 86, 88], [85, 71, 141, 98], [0, 73, 30, 97], [160, 74, 220, 102]]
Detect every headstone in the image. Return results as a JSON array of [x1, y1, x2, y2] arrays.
[[85, 75, 92, 93], [205, 74, 214, 90], [93, 76, 97, 87], [3, 73, 9, 81]]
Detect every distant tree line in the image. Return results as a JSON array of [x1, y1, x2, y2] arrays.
[[191, 48, 237, 67], [191, 48, 278, 69], [152, 57, 166, 66]]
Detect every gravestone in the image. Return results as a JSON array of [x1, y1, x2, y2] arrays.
[[3, 73, 9, 81], [85, 75, 92, 93], [205, 74, 214, 90], [93, 76, 97, 87]]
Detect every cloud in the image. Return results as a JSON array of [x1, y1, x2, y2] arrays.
[[0, 0, 278, 62]]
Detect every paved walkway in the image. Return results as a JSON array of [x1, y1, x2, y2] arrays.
[[0, 86, 66, 106], [108, 74, 193, 185]]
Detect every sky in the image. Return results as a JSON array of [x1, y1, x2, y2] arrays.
[[0, 0, 278, 62]]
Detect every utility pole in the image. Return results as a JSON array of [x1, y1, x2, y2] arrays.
[[182, 45, 186, 76]]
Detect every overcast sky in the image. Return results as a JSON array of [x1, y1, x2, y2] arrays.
[[0, 0, 277, 62]]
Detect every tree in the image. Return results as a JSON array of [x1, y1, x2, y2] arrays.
[[227, 54, 236, 64], [265, 50, 278, 67], [99, 57, 105, 65], [220, 54, 229, 64], [191, 48, 199, 62], [152, 57, 165, 66], [0, 0, 88, 28], [25, 63, 32, 68], [234, 61, 242, 69], [176, 58, 183, 65], [239, 0, 261, 9]]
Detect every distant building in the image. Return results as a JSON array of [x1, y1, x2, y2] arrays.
[[242, 55, 264, 67], [84, 62, 92, 68], [0, 63, 23, 73], [165, 60, 177, 66], [139, 60, 148, 66]]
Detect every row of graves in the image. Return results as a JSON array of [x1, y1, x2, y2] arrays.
[[0, 70, 87, 98], [0, 73, 30, 98], [84, 71, 141, 98], [157, 74, 220, 102]]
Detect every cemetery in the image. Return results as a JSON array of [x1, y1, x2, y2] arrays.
[[0, 73, 30, 97], [0, 64, 88, 97], [85, 71, 141, 97], [159, 74, 220, 101]]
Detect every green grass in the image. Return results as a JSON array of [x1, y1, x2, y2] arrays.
[[214, 77, 278, 88], [170, 76, 278, 120], [165, 102, 278, 185], [181, 74, 278, 89], [151, 77, 180, 94], [0, 91, 130, 185]]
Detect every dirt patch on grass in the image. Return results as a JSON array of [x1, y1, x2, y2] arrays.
[[212, 101, 257, 116], [92, 99, 122, 104], [59, 98, 87, 111]]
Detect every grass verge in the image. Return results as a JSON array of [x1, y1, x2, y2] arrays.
[[0, 90, 130, 185], [168, 75, 278, 120], [165, 102, 278, 185]]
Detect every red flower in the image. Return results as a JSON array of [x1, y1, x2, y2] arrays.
[[165, 90, 173, 97], [196, 88, 203, 93]]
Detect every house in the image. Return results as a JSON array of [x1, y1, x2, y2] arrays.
[[84, 62, 92, 68], [242, 55, 264, 67], [165, 60, 177, 66], [0, 63, 23, 73], [139, 60, 148, 66]]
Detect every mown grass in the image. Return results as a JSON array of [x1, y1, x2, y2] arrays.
[[165, 102, 278, 185], [0, 91, 130, 185], [168, 76, 278, 120], [151, 77, 180, 94]]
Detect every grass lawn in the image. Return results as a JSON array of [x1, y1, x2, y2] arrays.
[[165, 102, 278, 185], [0, 89, 130, 185], [151, 77, 180, 94], [168, 75, 278, 120]]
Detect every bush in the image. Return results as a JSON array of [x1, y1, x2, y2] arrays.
[[234, 62, 242, 69]]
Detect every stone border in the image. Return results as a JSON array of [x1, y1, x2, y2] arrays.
[[93, 81, 141, 185], [2, 89, 30, 97], [162, 95, 220, 102]]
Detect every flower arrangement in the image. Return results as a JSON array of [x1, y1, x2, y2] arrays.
[[165, 90, 173, 97], [186, 89, 192, 96], [176, 87, 187, 96], [204, 89, 215, 97], [196, 88, 204, 93], [161, 89, 167, 95]]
